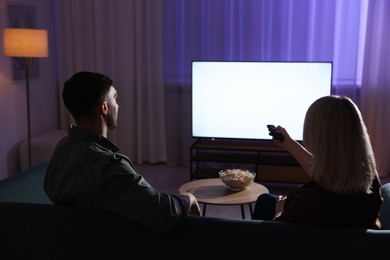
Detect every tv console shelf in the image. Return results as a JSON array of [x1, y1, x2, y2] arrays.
[[190, 138, 310, 183]]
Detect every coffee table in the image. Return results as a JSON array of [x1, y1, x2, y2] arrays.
[[178, 178, 269, 219]]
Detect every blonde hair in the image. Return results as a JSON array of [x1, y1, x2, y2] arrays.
[[303, 95, 377, 194]]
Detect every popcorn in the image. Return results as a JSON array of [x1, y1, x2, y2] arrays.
[[219, 169, 255, 190]]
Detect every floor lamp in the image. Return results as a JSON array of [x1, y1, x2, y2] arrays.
[[3, 28, 49, 168]]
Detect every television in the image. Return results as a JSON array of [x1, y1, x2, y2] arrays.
[[192, 61, 333, 141]]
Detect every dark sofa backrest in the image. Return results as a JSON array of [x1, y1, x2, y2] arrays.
[[0, 201, 390, 259]]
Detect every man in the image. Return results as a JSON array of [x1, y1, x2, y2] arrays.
[[44, 71, 201, 232]]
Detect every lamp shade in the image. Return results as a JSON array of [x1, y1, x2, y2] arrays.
[[3, 28, 48, 58]]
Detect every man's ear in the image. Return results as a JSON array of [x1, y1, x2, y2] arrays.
[[99, 101, 108, 115]]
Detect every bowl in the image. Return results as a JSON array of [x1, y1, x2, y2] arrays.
[[219, 169, 256, 191]]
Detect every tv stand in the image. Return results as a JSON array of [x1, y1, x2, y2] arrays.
[[190, 138, 309, 183]]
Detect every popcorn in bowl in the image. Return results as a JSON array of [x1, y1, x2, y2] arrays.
[[219, 169, 256, 191]]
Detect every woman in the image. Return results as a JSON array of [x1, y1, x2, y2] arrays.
[[253, 95, 382, 229]]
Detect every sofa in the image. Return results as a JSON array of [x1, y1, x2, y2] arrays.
[[1, 163, 390, 259]]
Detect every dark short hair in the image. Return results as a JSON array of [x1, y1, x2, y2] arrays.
[[62, 71, 113, 120]]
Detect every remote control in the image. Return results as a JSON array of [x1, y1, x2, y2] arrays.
[[266, 124, 284, 141]]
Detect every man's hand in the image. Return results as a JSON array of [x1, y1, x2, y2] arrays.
[[182, 192, 202, 216]]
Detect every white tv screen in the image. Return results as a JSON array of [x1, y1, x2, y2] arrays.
[[192, 61, 333, 141]]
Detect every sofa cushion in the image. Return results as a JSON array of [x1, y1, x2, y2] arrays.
[[0, 163, 52, 204]]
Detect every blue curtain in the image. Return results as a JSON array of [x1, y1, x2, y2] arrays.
[[163, 0, 365, 102], [162, 0, 370, 166]]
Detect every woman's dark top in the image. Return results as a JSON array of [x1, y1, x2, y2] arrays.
[[275, 177, 382, 229]]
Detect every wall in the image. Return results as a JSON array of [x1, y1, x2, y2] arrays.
[[0, 0, 59, 179]]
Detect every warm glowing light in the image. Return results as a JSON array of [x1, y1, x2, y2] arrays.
[[3, 28, 48, 58]]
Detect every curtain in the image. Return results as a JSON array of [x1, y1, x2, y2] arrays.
[[164, 0, 368, 166], [53, 0, 388, 175], [360, 0, 390, 177], [54, 0, 167, 163]]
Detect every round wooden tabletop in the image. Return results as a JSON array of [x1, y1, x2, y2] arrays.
[[178, 178, 269, 205]]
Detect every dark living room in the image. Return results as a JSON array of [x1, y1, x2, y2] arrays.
[[0, 0, 390, 258]]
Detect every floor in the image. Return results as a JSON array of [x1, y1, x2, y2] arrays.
[[135, 163, 301, 220]]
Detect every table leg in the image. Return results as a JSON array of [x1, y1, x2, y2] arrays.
[[240, 205, 245, 219], [202, 203, 207, 216], [249, 203, 253, 218]]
